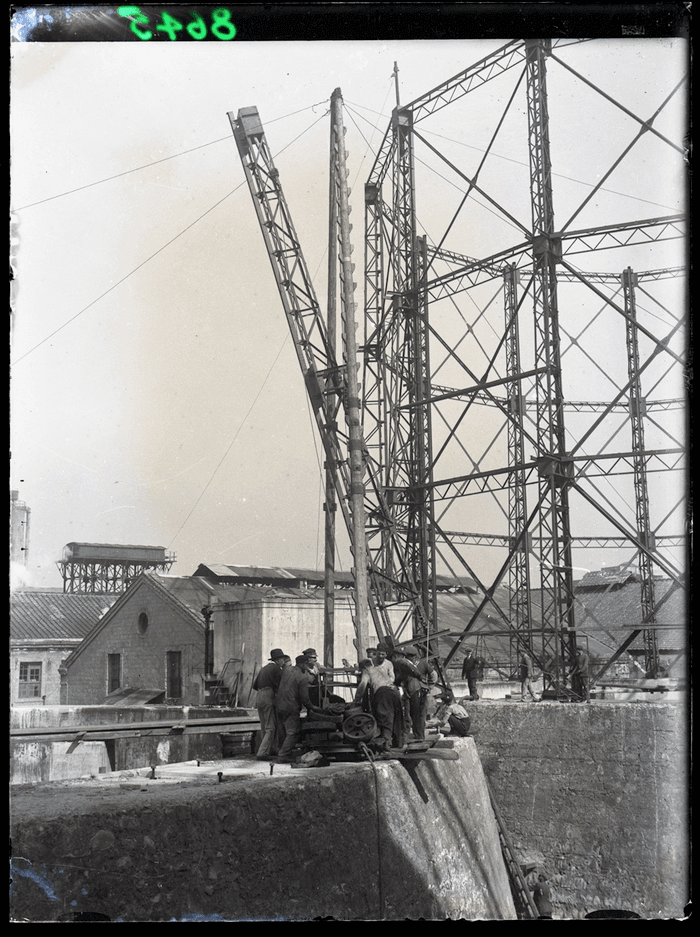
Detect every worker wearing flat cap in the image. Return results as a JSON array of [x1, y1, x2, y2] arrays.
[[392, 646, 430, 741], [251, 648, 286, 759], [303, 647, 344, 707]]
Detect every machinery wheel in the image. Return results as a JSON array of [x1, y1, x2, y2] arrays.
[[341, 712, 377, 743]]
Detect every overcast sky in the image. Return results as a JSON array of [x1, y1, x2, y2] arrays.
[[10, 28, 688, 589]]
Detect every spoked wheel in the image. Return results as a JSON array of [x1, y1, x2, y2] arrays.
[[342, 712, 378, 743]]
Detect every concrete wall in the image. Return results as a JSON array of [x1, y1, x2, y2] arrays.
[[10, 706, 248, 784], [471, 700, 689, 919], [9, 740, 516, 922], [65, 580, 205, 706]]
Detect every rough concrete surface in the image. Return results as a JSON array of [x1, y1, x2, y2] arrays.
[[471, 699, 689, 920], [10, 740, 515, 922]]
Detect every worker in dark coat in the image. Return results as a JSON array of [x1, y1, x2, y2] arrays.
[[571, 648, 590, 702], [302, 647, 345, 706], [532, 872, 554, 919], [461, 648, 481, 700], [392, 646, 429, 741], [274, 655, 329, 762], [252, 648, 287, 759]]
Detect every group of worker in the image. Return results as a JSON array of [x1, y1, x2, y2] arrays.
[[252, 642, 468, 762], [252, 646, 338, 762]]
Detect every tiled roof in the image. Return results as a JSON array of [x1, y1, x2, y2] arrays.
[[10, 592, 118, 642], [576, 568, 637, 590]]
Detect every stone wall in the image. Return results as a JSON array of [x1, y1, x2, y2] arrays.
[[9, 740, 515, 922], [470, 699, 689, 919]]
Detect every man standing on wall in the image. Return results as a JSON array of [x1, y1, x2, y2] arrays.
[[519, 650, 539, 701], [570, 648, 590, 702], [461, 648, 481, 700], [252, 648, 286, 760]]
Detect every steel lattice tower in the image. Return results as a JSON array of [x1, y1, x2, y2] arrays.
[[361, 38, 687, 695]]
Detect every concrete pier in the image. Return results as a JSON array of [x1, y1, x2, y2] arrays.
[[10, 739, 515, 922]]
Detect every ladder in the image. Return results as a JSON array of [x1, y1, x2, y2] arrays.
[[486, 779, 539, 920]]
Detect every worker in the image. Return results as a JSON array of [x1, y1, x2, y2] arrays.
[[519, 650, 539, 701], [461, 648, 481, 700], [570, 648, 590, 702], [274, 655, 331, 763], [434, 689, 471, 737], [532, 872, 554, 919], [373, 643, 395, 682], [353, 658, 404, 751], [302, 648, 345, 706], [392, 645, 429, 741], [251, 648, 287, 760]]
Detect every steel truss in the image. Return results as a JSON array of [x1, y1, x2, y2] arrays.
[[58, 558, 174, 594], [362, 39, 687, 695]]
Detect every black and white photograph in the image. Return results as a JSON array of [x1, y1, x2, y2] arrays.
[[10, 3, 690, 922]]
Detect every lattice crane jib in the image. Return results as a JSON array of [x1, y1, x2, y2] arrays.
[[229, 103, 432, 660]]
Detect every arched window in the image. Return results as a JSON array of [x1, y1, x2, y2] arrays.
[[137, 612, 149, 634]]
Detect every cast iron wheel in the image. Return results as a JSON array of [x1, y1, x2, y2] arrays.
[[341, 712, 377, 743]]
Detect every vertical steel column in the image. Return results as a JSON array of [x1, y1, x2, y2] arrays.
[[525, 39, 577, 692], [623, 266, 659, 677], [392, 105, 436, 639], [323, 93, 340, 669], [504, 265, 533, 659], [363, 181, 393, 604], [332, 90, 371, 657]]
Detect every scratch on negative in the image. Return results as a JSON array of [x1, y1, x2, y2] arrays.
[[10, 859, 59, 901]]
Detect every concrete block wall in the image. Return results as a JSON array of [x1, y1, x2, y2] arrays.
[[470, 700, 689, 919], [9, 740, 516, 922], [10, 706, 248, 783], [65, 581, 205, 705]]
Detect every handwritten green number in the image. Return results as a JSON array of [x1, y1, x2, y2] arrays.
[[186, 12, 207, 40], [211, 8, 237, 40], [157, 11, 183, 41], [118, 6, 152, 41]]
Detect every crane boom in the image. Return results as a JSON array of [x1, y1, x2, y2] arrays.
[[228, 104, 443, 669], [228, 105, 377, 654]]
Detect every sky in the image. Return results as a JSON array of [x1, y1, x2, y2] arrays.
[[10, 15, 689, 591]]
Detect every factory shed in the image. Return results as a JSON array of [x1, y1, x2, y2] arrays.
[[193, 562, 482, 594], [433, 571, 686, 682], [10, 591, 118, 706]]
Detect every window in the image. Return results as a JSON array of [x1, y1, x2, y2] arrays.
[[137, 612, 149, 634], [167, 650, 182, 700], [18, 662, 42, 699], [108, 653, 121, 694]]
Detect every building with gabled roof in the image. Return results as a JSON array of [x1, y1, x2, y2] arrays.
[[11, 591, 118, 705], [61, 572, 252, 706]]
